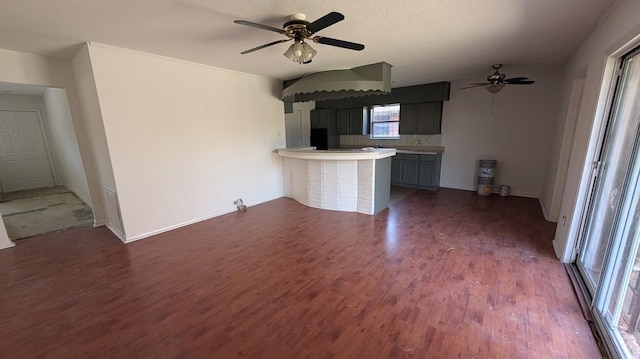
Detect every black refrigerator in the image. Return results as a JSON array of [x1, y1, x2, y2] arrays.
[[310, 128, 328, 150]]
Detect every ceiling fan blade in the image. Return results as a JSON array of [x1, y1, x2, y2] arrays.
[[314, 36, 364, 51], [240, 39, 291, 54], [507, 80, 536, 85], [459, 83, 489, 89], [307, 12, 345, 33], [504, 77, 528, 82], [234, 20, 285, 34]]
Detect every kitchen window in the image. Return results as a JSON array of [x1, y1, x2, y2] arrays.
[[370, 104, 400, 139]]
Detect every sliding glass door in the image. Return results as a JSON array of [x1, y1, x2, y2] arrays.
[[599, 146, 640, 357], [575, 46, 640, 358], [576, 48, 640, 294]]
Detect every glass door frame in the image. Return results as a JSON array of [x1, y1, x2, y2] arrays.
[[596, 138, 640, 358], [572, 44, 640, 359], [573, 54, 628, 296]]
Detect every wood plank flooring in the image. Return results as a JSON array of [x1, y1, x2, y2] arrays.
[[0, 189, 601, 358]]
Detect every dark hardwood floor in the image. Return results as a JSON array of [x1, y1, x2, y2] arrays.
[[0, 189, 601, 358]]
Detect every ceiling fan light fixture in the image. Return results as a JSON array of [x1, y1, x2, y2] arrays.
[[284, 41, 316, 64], [485, 83, 505, 94]]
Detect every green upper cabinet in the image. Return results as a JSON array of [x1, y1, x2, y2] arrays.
[[399, 102, 442, 134], [399, 103, 419, 134], [336, 108, 365, 135], [349, 108, 364, 135], [336, 109, 350, 134], [310, 108, 334, 129]]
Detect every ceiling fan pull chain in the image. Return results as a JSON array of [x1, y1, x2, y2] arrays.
[[491, 93, 496, 115]]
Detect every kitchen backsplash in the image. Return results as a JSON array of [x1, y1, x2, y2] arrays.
[[340, 135, 442, 147]]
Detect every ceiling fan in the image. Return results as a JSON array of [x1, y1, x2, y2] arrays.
[[461, 64, 535, 94], [234, 12, 365, 64]]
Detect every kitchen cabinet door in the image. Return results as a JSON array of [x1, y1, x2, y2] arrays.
[[401, 154, 420, 184], [418, 154, 441, 189], [336, 108, 364, 135], [310, 109, 334, 129], [392, 153, 441, 190], [399, 103, 418, 134], [336, 109, 350, 134], [416, 102, 442, 134], [418, 161, 436, 187], [391, 154, 403, 184], [399, 102, 442, 134], [348, 108, 364, 135]]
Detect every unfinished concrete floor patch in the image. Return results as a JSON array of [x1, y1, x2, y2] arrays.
[[0, 191, 94, 240], [0, 186, 70, 202]]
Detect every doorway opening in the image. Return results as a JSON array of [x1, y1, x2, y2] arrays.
[[0, 83, 93, 241]]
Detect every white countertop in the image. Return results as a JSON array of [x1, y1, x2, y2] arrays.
[[277, 147, 396, 160]]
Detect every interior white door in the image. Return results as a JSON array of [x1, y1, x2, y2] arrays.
[[285, 110, 303, 147], [0, 110, 55, 192]]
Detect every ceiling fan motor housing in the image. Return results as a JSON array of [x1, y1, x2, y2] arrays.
[[487, 72, 506, 84], [488, 64, 506, 84], [283, 20, 312, 41]]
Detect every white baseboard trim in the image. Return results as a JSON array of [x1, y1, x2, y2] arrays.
[[121, 207, 238, 244], [93, 219, 107, 227], [106, 223, 126, 243], [539, 197, 555, 222], [0, 240, 15, 250], [507, 190, 538, 198], [552, 239, 567, 262], [440, 184, 475, 192], [440, 186, 538, 199], [91, 218, 126, 243]]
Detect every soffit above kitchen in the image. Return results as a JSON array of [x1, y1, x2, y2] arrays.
[[0, 0, 617, 87]]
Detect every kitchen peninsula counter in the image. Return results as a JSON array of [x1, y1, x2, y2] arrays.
[[277, 148, 396, 215], [339, 145, 445, 154]]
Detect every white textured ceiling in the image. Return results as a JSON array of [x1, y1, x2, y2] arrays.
[[0, 0, 616, 86]]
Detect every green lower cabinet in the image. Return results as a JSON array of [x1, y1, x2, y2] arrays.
[[401, 155, 420, 184], [391, 153, 441, 190], [418, 161, 436, 187], [391, 157, 402, 183]]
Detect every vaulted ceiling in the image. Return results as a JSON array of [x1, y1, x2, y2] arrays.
[[0, 0, 616, 87]]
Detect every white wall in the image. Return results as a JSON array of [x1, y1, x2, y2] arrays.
[[0, 48, 103, 248], [85, 43, 286, 241], [541, 76, 586, 222], [441, 69, 562, 198], [548, 0, 640, 262], [42, 88, 91, 204], [71, 45, 118, 233]]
